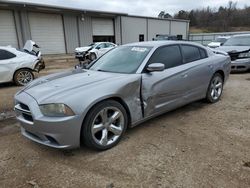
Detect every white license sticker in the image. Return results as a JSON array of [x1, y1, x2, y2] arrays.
[[131, 47, 147, 52]]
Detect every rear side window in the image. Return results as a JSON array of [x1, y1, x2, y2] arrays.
[[199, 48, 207, 59], [97, 43, 106, 49], [0, 49, 16, 60], [106, 43, 114, 48], [181, 45, 201, 63], [148, 45, 182, 69]]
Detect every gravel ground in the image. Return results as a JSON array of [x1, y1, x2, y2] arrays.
[[0, 72, 250, 187]]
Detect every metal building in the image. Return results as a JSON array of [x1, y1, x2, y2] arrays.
[[0, 1, 189, 54]]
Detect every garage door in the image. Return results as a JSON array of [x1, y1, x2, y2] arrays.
[[92, 18, 114, 36], [29, 12, 66, 54], [0, 10, 18, 48]]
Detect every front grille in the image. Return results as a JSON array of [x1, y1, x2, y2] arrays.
[[228, 52, 239, 61], [20, 103, 29, 111], [22, 113, 33, 122], [15, 102, 33, 123], [237, 65, 246, 69], [75, 52, 84, 55]]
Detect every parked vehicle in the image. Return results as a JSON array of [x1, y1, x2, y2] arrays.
[[152, 34, 178, 41], [207, 36, 231, 48], [217, 34, 250, 72], [75, 42, 117, 61], [0, 40, 45, 86], [14, 41, 230, 150]]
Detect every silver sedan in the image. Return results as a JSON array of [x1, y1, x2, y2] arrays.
[[14, 41, 231, 150]]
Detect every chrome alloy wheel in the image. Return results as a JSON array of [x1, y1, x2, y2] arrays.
[[16, 70, 33, 85], [91, 107, 125, 146], [210, 76, 223, 100]]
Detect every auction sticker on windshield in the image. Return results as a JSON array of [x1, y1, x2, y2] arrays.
[[131, 47, 148, 52]]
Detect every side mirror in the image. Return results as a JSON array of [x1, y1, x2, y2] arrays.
[[147, 63, 165, 72], [96, 46, 100, 50]]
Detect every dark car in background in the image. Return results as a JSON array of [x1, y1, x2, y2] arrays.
[[153, 34, 182, 41]]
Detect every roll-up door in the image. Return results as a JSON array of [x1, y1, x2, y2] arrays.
[[29, 12, 66, 54], [92, 18, 114, 36], [0, 10, 18, 48]]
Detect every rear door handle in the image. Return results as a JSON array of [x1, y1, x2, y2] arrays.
[[181, 74, 188, 78]]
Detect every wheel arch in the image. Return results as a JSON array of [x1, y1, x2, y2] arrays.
[[214, 69, 225, 82], [80, 96, 132, 145]]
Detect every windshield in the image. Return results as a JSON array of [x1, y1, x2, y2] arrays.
[[223, 36, 250, 46], [90, 46, 152, 74]]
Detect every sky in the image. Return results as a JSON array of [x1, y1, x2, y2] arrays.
[[7, 0, 250, 17]]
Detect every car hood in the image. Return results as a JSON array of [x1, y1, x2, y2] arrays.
[[22, 69, 127, 103], [208, 42, 221, 47], [217, 46, 250, 53], [75, 46, 92, 52], [23, 40, 39, 52]]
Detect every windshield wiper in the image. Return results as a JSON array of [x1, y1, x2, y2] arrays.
[[97, 69, 109, 72]]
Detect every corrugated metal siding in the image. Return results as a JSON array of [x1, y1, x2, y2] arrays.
[[0, 10, 18, 47], [63, 14, 79, 53], [28, 12, 66, 54], [114, 16, 121, 45], [170, 21, 188, 39], [121, 16, 147, 44], [78, 16, 93, 46], [19, 11, 31, 42], [13, 10, 23, 48], [148, 19, 170, 41]]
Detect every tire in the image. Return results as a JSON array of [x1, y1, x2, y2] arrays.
[[89, 53, 97, 61], [206, 73, 224, 103], [13, 69, 34, 86], [81, 100, 128, 150]]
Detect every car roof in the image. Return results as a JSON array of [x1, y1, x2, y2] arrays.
[[123, 40, 206, 48], [217, 36, 231, 39], [232, 34, 250, 38]]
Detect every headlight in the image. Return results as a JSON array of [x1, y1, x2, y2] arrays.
[[39, 103, 75, 117], [238, 52, 250, 58]]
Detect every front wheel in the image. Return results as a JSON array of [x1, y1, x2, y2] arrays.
[[206, 73, 224, 103], [13, 69, 34, 86], [82, 100, 128, 150], [89, 53, 97, 61]]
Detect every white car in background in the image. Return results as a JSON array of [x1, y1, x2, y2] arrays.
[[0, 41, 45, 86], [75, 42, 117, 61], [208, 36, 231, 48]]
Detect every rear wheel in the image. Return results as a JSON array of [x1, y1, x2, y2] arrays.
[[206, 73, 224, 103], [82, 100, 128, 150], [14, 69, 34, 86]]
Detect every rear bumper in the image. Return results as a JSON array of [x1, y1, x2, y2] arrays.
[[231, 59, 250, 72], [14, 92, 82, 149]]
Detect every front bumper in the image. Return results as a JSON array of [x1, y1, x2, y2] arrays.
[[34, 59, 45, 72], [231, 59, 250, 72], [14, 92, 82, 149], [75, 52, 85, 59]]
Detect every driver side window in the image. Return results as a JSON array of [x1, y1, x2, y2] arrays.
[[148, 45, 182, 69]]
